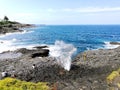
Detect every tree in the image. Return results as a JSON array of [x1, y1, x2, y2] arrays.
[[4, 16, 9, 21]]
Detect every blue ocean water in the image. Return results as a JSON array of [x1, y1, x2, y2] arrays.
[[0, 25, 120, 54]]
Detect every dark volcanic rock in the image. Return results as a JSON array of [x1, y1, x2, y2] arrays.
[[15, 62, 110, 90], [33, 46, 48, 49], [31, 49, 49, 58], [16, 48, 49, 57], [0, 46, 120, 90], [110, 42, 120, 45], [0, 21, 34, 35]]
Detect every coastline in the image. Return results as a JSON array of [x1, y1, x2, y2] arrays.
[[0, 23, 120, 89], [0, 22, 36, 53], [0, 42, 120, 89], [0, 21, 35, 35]]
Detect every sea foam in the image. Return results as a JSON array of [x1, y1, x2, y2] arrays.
[[0, 39, 17, 53], [0, 38, 39, 53], [104, 42, 120, 49], [49, 40, 77, 71]]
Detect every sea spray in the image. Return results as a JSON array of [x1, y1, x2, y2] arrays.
[[49, 40, 77, 71], [0, 39, 40, 53]]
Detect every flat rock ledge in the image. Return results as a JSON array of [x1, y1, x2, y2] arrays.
[[0, 46, 120, 90]]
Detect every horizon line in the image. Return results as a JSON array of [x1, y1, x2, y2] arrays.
[[35, 24, 120, 26]]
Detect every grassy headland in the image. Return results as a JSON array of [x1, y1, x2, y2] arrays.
[[0, 16, 33, 34]]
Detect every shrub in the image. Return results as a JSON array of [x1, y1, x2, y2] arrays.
[[107, 71, 119, 84], [4, 16, 9, 21], [0, 20, 19, 26], [106, 68, 120, 89], [0, 78, 49, 90]]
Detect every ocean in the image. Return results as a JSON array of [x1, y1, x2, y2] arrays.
[[0, 25, 120, 55]]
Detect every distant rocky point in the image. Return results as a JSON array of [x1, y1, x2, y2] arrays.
[[0, 16, 34, 34]]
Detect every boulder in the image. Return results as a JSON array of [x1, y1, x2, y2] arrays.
[[31, 49, 49, 58], [110, 42, 120, 45]]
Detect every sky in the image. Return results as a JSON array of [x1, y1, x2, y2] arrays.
[[0, 0, 120, 25]]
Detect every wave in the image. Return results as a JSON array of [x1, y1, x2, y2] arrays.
[[49, 40, 77, 71], [0, 30, 33, 38], [0, 38, 40, 53], [0, 39, 16, 53], [104, 41, 120, 49]]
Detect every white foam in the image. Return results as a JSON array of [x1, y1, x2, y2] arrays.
[[49, 40, 77, 71], [0, 30, 33, 38], [0, 32, 21, 38], [0, 38, 41, 53], [12, 38, 17, 42], [104, 41, 120, 49], [0, 40, 15, 53]]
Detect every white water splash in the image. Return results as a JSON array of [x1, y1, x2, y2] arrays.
[[0, 38, 41, 53], [49, 40, 77, 71], [104, 42, 120, 49]]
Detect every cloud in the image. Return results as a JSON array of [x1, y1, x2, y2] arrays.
[[14, 13, 36, 17], [47, 8, 57, 12], [63, 7, 120, 13], [40, 7, 120, 13], [0, 12, 40, 23]]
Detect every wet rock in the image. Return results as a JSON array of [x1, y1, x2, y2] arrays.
[[33, 46, 48, 49], [16, 47, 49, 57], [30, 49, 49, 58], [110, 42, 120, 45]]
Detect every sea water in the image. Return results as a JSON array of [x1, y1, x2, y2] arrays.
[[0, 25, 120, 70]]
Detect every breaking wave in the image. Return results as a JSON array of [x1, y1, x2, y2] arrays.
[[104, 41, 120, 49]]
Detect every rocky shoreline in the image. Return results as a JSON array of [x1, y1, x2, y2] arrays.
[[0, 21, 34, 35], [0, 43, 120, 90], [0, 21, 120, 89]]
